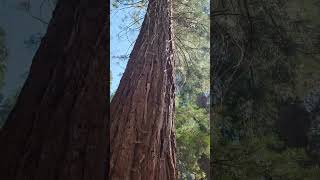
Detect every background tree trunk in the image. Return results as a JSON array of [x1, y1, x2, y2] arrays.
[[0, 0, 108, 179], [110, 0, 177, 179]]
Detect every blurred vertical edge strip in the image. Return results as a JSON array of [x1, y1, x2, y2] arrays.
[[210, 0, 214, 179], [106, 0, 111, 179]]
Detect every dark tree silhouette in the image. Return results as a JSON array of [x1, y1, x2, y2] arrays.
[[0, 0, 108, 179], [279, 102, 311, 147]]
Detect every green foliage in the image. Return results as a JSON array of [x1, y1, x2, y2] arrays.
[[173, 0, 210, 99], [176, 97, 209, 179], [212, 0, 320, 179], [173, 0, 210, 178], [213, 132, 320, 179]]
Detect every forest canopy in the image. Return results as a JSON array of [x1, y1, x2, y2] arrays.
[[212, 0, 320, 179]]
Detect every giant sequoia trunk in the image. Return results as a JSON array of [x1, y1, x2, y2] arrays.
[[0, 0, 108, 179], [110, 0, 177, 179]]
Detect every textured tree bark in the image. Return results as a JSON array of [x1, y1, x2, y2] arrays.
[[110, 0, 177, 179], [0, 0, 108, 180]]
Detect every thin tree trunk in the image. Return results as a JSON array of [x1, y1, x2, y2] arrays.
[[110, 0, 177, 179], [0, 0, 108, 179]]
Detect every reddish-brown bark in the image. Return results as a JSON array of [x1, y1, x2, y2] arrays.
[[110, 0, 177, 179], [0, 0, 108, 179]]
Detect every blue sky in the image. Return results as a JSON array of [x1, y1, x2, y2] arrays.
[[110, 5, 144, 94], [0, 0, 141, 97], [0, 0, 52, 98]]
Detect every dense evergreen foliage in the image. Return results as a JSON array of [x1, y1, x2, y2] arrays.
[[212, 0, 320, 179]]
